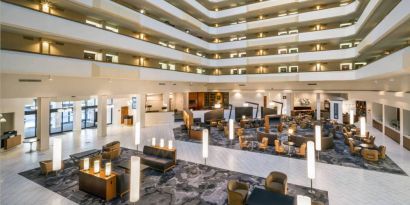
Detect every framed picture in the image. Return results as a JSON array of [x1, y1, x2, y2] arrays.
[[132, 97, 137, 109]]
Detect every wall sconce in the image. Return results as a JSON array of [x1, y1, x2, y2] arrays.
[[360, 116, 366, 137], [105, 162, 112, 176], [307, 141, 315, 193], [202, 129, 209, 164], [94, 160, 100, 174], [160, 138, 165, 148], [130, 156, 140, 202], [168, 140, 173, 149], [152, 137, 156, 146], [52, 138, 62, 171], [83, 157, 90, 171], [229, 119, 234, 140]]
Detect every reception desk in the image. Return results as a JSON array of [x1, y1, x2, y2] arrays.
[[145, 112, 174, 127]]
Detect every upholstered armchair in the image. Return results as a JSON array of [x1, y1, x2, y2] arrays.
[[295, 143, 307, 158], [348, 139, 361, 155], [265, 171, 288, 195], [258, 137, 268, 151], [236, 128, 244, 137], [79, 154, 102, 170], [274, 140, 285, 154], [239, 136, 249, 150], [39, 160, 64, 176], [378, 145, 386, 159], [363, 136, 375, 145], [227, 180, 249, 205], [343, 133, 352, 145], [102, 141, 121, 160], [362, 148, 379, 162]]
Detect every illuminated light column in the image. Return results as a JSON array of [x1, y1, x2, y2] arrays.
[[52, 138, 62, 171], [130, 156, 141, 203], [83, 158, 90, 171], [315, 125, 321, 160], [229, 119, 234, 141], [152, 137, 156, 146], [202, 129, 209, 164], [360, 116, 366, 138], [135, 121, 141, 152], [349, 110, 354, 125], [316, 93, 321, 121], [160, 138, 165, 148], [168, 140, 173, 149], [94, 160, 100, 173], [307, 141, 316, 194], [105, 162, 112, 176], [297, 195, 311, 205]]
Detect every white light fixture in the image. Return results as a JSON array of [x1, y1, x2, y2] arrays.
[[135, 121, 141, 151], [243, 103, 249, 107], [94, 160, 100, 174], [229, 119, 234, 140], [315, 125, 321, 151], [360, 116, 366, 137], [105, 162, 112, 176], [130, 156, 140, 203], [214, 103, 221, 109], [242, 115, 246, 120], [52, 138, 62, 171], [349, 110, 354, 125], [152, 137, 156, 146], [160, 138, 165, 148], [297, 195, 312, 205], [168, 140, 173, 149], [83, 157, 90, 170], [0, 118, 6, 123], [307, 141, 315, 193], [202, 129, 209, 164]]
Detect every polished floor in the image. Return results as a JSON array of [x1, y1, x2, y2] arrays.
[[1, 122, 410, 205]]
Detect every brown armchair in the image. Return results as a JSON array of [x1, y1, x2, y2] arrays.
[[348, 139, 361, 155], [39, 160, 64, 176], [258, 137, 268, 151], [295, 143, 307, 158], [363, 136, 375, 145], [362, 148, 379, 162], [236, 128, 244, 137], [227, 180, 249, 205], [79, 154, 102, 170], [378, 145, 386, 159], [102, 141, 121, 160], [265, 171, 288, 195], [274, 140, 285, 154], [239, 136, 249, 149]]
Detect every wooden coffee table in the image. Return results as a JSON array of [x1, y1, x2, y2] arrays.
[[79, 170, 117, 201]]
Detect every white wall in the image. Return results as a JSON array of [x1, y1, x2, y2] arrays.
[[0, 98, 34, 138]]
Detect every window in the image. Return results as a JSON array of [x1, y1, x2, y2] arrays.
[[340, 22, 352, 28], [238, 36, 247, 41], [288, 29, 299, 34], [289, 66, 299, 72], [278, 13, 287, 17], [169, 64, 176, 70], [105, 54, 118, 63], [196, 52, 203, 57], [85, 19, 103, 28], [230, 68, 246, 75], [105, 25, 118, 33], [84, 50, 102, 61], [288, 48, 298, 53], [196, 68, 204, 74], [159, 41, 167, 47], [278, 31, 288, 36], [278, 48, 288, 55], [230, 36, 238, 41], [168, 44, 175, 49], [278, 66, 288, 73], [354, 62, 367, 69], [340, 63, 352, 70], [340, 43, 353, 49], [159, 62, 168, 69]]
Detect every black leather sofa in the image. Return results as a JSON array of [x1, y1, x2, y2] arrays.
[[141, 146, 176, 173]]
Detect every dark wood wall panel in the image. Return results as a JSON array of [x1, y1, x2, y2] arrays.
[[385, 126, 400, 144], [404, 136, 410, 151], [372, 120, 383, 132]]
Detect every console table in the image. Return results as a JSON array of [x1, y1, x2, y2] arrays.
[[79, 170, 116, 201]]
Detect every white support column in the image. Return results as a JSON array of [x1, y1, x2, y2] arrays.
[[36, 97, 51, 151], [316, 93, 321, 121], [73, 101, 82, 131], [382, 104, 386, 134], [400, 108, 404, 147], [97, 95, 107, 137], [140, 94, 146, 128], [162, 92, 169, 112]]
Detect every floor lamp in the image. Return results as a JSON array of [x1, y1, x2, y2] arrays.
[[229, 119, 234, 145], [315, 125, 321, 160], [202, 129, 208, 165], [52, 138, 62, 175], [130, 156, 140, 204], [307, 141, 316, 194], [135, 121, 141, 152]]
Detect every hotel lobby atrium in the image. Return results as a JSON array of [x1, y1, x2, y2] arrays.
[[1, 0, 410, 204]]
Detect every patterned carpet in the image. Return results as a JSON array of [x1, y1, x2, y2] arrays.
[[173, 127, 407, 176], [19, 148, 329, 205]]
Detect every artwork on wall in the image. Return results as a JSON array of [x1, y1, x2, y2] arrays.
[[299, 98, 311, 106]]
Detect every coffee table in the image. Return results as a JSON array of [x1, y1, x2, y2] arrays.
[[116, 160, 149, 171], [23, 138, 38, 153], [247, 187, 294, 205], [69, 149, 101, 164]]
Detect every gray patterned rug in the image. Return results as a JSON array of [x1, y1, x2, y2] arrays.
[[173, 127, 407, 176], [19, 148, 329, 204]]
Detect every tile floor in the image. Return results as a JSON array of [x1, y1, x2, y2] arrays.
[[1, 122, 409, 205]]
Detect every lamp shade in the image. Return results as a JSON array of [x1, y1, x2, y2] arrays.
[[94, 160, 100, 173], [349, 110, 354, 125], [360, 116, 366, 137], [229, 119, 234, 140], [152, 137, 156, 146], [297, 195, 311, 205], [242, 115, 246, 119], [315, 125, 321, 151], [52, 138, 62, 171], [105, 162, 112, 176], [160, 138, 165, 148], [202, 129, 209, 159], [130, 156, 140, 202], [135, 121, 141, 146], [307, 141, 315, 179], [214, 103, 221, 109], [83, 157, 90, 170], [168, 140, 173, 149]]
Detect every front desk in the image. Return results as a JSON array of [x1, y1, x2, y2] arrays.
[[145, 112, 174, 127]]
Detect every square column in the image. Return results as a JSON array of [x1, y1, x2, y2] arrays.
[[400, 108, 404, 147], [73, 101, 82, 131], [162, 92, 169, 111], [140, 94, 146, 127], [36, 97, 51, 151], [316, 93, 321, 121], [97, 95, 107, 137]]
